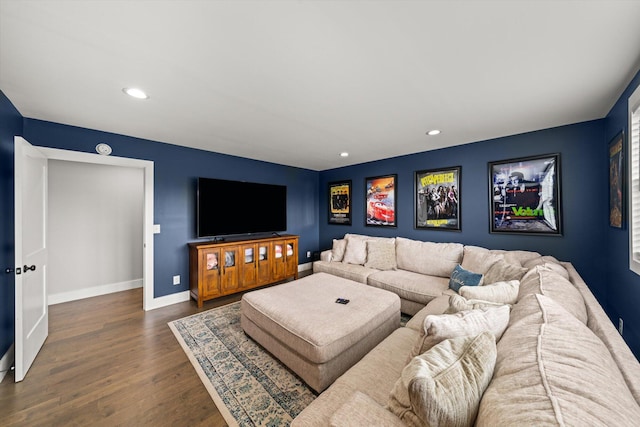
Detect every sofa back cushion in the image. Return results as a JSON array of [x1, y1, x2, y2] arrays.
[[389, 333, 497, 427], [483, 259, 528, 285], [396, 237, 463, 278], [476, 294, 640, 426], [518, 265, 587, 324], [461, 246, 504, 274]]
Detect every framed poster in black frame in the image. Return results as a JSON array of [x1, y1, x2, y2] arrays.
[[328, 180, 352, 225], [489, 153, 562, 235], [609, 131, 624, 228], [365, 174, 397, 227], [415, 166, 461, 231]]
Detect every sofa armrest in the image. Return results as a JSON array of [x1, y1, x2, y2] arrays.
[[320, 249, 333, 262], [329, 391, 405, 427]]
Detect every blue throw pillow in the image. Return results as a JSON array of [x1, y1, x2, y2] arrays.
[[449, 264, 484, 292]]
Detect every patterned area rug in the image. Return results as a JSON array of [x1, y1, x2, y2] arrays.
[[169, 302, 317, 427]]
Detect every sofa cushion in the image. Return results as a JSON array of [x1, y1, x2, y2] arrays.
[[448, 264, 484, 292], [367, 269, 450, 306], [408, 305, 510, 360], [329, 391, 405, 427], [461, 245, 504, 274], [312, 260, 378, 284], [446, 294, 510, 313], [388, 333, 497, 427], [364, 239, 397, 271], [483, 259, 528, 284], [396, 237, 463, 278], [292, 327, 420, 426], [476, 294, 640, 426], [330, 239, 347, 262], [459, 280, 520, 305], [518, 264, 587, 324]]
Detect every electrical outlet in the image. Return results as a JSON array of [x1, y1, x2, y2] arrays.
[[306, 251, 311, 258], [173, 275, 180, 285], [619, 318, 624, 335]]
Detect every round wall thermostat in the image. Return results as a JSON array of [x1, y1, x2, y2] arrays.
[[96, 143, 112, 155]]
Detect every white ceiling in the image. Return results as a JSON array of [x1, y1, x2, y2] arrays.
[[2, 1, 640, 171]]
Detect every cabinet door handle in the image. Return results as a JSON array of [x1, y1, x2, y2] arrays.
[[23, 264, 36, 273]]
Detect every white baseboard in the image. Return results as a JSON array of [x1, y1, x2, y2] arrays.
[[0, 343, 15, 383], [145, 290, 191, 311], [49, 279, 143, 306], [298, 262, 313, 272], [146, 264, 314, 312]]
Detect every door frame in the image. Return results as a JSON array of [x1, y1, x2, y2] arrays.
[[39, 148, 157, 310]]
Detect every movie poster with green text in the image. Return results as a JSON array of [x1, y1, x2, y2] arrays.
[[489, 154, 562, 235]]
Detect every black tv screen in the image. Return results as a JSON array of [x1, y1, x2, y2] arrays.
[[197, 177, 287, 238]]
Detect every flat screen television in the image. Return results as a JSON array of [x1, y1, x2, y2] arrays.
[[197, 177, 287, 238]]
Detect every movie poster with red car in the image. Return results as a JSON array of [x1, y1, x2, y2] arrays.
[[365, 174, 397, 227], [489, 154, 562, 235], [415, 167, 461, 231]]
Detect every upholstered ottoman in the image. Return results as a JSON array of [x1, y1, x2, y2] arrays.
[[240, 272, 401, 393]]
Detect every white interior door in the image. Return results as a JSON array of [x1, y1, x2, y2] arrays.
[[14, 136, 48, 382]]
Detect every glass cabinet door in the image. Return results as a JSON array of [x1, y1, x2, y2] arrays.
[[206, 252, 219, 270], [244, 247, 254, 264], [224, 250, 236, 267], [258, 245, 268, 261]]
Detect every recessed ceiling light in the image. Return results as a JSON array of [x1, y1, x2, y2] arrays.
[[427, 129, 441, 136], [123, 87, 149, 99], [340, 152, 349, 157]]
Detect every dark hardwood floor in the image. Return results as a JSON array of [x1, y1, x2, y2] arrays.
[[0, 288, 248, 426]]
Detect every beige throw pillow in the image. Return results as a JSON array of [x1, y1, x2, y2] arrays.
[[364, 239, 397, 270], [342, 235, 370, 265], [445, 294, 509, 313], [389, 333, 497, 427], [408, 305, 510, 360], [330, 239, 347, 262], [483, 259, 528, 284], [459, 280, 520, 305]]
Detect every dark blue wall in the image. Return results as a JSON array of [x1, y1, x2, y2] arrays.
[[21, 119, 320, 299], [0, 91, 23, 357], [320, 121, 606, 292], [319, 120, 612, 331], [604, 68, 640, 357]]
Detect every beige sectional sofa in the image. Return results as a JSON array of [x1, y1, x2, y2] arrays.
[[294, 234, 640, 426]]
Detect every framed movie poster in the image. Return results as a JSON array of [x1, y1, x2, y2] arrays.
[[328, 180, 352, 225], [489, 153, 562, 235], [365, 174, 397, 227], [415, 166, 461, 231], [609, 131, 624, 228]]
